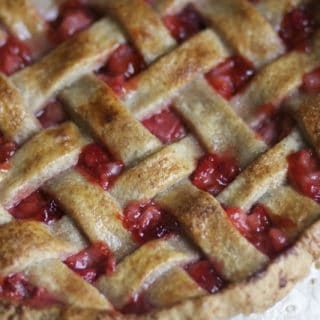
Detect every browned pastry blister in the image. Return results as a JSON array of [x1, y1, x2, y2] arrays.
[[0, 0, 320, 319]]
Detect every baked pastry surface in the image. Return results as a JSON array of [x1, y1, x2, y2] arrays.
[[0, 0, 320, 319]]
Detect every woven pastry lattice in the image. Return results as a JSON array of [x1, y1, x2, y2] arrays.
[[0, 0, 320, 319]]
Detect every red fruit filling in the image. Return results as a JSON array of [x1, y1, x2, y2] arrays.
[[121, 293, 153, 315], [123, 200, 180, 244], [252, 103, 295, 146], [191, 153, 240, 196], [49, 0, 97, 44], [205, 55, 255, 100], [0, 35, 32, 75], [279, 5, 316, 52], [97, 44, 146, 96], [225, 204, 293, 257], [0, 273, 59, 307], [64, 242, 116, 283], [142, 107, 186, 143], [163, 4, 206, 43], [76, 143, 124, 191], [185, 260, 225, 294], [302, 67, 320, 93], [37, 100, 68, 128], [288, 149, 320, 203], [9, 190, 64, 224], [0, 134, 17, 172]]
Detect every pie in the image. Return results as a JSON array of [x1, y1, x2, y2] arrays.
[[0, 0, 320, 319]]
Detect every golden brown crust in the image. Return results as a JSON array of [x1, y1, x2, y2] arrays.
[[123, 30, 228, 118], [0, 1, 319, 319], [174, 78, 267, 167], [232, 52, 309, 123], [0, 301, 120, 320], [156, 181, 269, 281], [0, 205, 12, 225], [217, 131, 304, 210], [0, 301, 62, 320], [0, 74, 40, 144], [0, 221, 76, 276], [151, 0, 191, 15], [147, 267, 207, 308], [95, 0, 175, 63], [194, 0, 284, 67], [25, 259, 113, 311], [12, 18, 126, 113], [45, 170, 136, 261], [60, 75, 161, 166], [49, 216, 88, 250], [232, 32, 320, 124], [253, 0, 303, 29], [0, 0, 46, 36], [96, 237, 198, 308], [142, 241, 313, 320], [0, 122, 86, 208], [111, 136, 202, 207], [260, 186, 320, 241], [297, 94, 320, 155], [2, 219, 320, 320], [0, 0, 50, 56]]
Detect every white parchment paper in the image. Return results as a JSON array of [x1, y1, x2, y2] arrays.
[[231, 262, 320, 320]]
